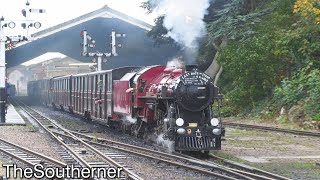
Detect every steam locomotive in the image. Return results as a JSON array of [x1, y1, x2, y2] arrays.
[[28, 65, 223, 152]]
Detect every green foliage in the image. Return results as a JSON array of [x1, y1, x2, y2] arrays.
[[274, 68, 320, 121], [217, 0, 320, 119], [219, 33, 285, 111], [293, 0, 320, 24], [142, 0, 320, 121], [207, 0, 272, 44]]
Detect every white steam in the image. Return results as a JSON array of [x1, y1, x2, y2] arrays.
[[8, 70, 27, 95], [157, 133, 174, 153], [125, 115, 137, 124], [166, 57, 185, 68], [153, 0, 210, 48], [114, 106, 137, 124]]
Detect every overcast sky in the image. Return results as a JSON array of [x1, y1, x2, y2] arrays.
[[1, 0, 156, 35]]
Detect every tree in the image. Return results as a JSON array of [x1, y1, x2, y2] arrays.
[[205, 0, 273, 84], [141, 0, 271, 85], [218, 0, 320, 113], [140, 1, 177, 47], [293, 0, 320, 24]]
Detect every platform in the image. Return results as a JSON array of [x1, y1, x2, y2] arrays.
[[0, 104, 25, 125]]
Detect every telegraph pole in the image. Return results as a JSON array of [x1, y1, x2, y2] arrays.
[[0, 1, 44, 123], [81, 30, 125, 71]]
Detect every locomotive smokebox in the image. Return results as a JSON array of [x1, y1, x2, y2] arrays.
[[176, 68, 213, 112], [185, 64, 198, 72]]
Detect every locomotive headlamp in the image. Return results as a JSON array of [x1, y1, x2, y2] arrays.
[[210, 118, 219, 126], [176, 118, 184, 127], [212, 128, 221, 135], [177, 128, 186, 134]]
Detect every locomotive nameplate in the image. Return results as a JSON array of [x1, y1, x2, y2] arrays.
[[180, 71, 211, 86]]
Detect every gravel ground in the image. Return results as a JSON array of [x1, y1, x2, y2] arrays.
[[15, 96, 320, 179], [0, 121, 65, 178], [14, 97, 225, 180], [216, 127, 320, 180], [0, 153, 26, 179], [0, 126, 64, 162]]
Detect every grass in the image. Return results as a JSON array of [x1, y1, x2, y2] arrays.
[[225, 128, 318, 149], [92, 131, 98, 143], [225, 128, 280, 148], [25, 123, 36, 130], [254, 161, 320, 179], [220, 126, 320, 179], [213, 150, 320, 179], [227, 128, 265, 136], [211, 151, 248, 164], [226, 115, 318, 131]]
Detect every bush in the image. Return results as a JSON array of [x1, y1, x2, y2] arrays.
[[274, 67, 320, 121]]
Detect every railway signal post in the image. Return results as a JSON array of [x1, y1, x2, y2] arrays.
[[81, 30, 125, 71], [0, 1, 44, 123]]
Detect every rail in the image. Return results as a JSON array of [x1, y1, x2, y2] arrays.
[[224, 121, 320, 137], [12, 98, 142, 180]]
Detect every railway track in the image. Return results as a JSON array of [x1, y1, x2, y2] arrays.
[[12, 98, 142, 180], [224, 121, 320, 137], [12, 98, 292, 180], [56, 129, 292, 180], [55, 130, 248, 180], [0, 138, 66, 168], [206, 154, 291, 180]]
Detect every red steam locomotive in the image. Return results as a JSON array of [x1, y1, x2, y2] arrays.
[[28, 65, 223, 152]]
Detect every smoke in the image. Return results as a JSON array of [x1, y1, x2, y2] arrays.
[[114, 106, 137, 125], [157, 133, 174, 153], [152, 0, 210, 49], [166, 57, 185, 68], [7, 69, 27, 96], [125, 115, 137, 124]]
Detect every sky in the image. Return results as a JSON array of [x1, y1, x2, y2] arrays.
[[0, 0, 156, 36]]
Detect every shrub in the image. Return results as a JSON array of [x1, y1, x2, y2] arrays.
[[274, 67, 320, 120]]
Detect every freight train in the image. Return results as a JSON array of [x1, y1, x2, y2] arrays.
[[27, 65, 224, 152]]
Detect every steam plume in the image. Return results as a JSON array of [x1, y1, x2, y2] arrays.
[[125, 115, 137, 124], [157, 133, 174, 153], [153, 0, 210, 49], [166, 57, 185, 68]]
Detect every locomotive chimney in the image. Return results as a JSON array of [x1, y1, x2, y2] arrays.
[[185, 64, 198, 72]]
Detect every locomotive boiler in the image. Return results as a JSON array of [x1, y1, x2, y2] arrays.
[[28, 64, 223, 152]]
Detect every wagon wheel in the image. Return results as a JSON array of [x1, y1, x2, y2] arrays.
[[121, 123, 130, 134]]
